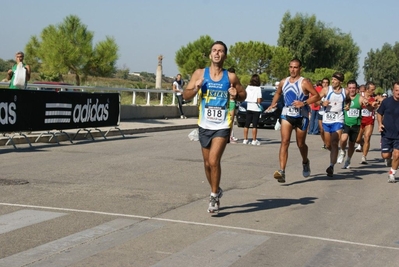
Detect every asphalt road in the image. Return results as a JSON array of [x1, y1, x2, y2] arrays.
[[0, 123, 398, 267]]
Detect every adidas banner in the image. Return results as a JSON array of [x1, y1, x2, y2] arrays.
[[0, 89, 120, 132]]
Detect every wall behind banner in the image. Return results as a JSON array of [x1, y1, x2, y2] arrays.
[[0, 89, 120, 132], [120, 105, 198, 120]]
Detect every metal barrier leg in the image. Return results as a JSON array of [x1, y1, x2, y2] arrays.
[[18, 132, 32, 147], [4, 134, 17, 149], [35, 132, 45, 143], [72, 129, 82, 140], [116, 127, 125, 138], [47, 132, 60, 145], [94, 128, 107, 140], [59, 131, 73, 144], [104, 127, 125, 138], [83, 129, 94, 140], [4, 132, 32, 148]]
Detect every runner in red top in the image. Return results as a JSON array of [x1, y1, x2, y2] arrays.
[[356, 81, 380, 164]]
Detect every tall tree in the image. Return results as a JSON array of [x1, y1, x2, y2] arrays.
[[229, 41, 273, 76], [302, 68, 354, 86], [25, 15, 118, 85], [175, 35, 214, 78], [269, 46, 292, 81], [278, 12, 360, 77], [364, 43, 399, 89], [0, 58, 12, 72]]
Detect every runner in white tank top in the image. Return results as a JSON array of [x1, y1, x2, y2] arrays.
[[319, 72, 348, 177]]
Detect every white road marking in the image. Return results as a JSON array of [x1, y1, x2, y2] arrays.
[[0, 218, 163, 267], [0, 209, 66, 234], [151, 231, 269, 267], [1, 202, 398, 251]]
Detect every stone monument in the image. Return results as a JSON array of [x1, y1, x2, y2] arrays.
[[155, 55, 163, 89]]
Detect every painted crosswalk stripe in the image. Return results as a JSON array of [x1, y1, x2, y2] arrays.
[[151, 231, 269, 267], [0, 209, 66, 235], [0, 218, 163, 267]]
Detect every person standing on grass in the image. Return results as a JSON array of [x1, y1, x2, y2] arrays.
[[267, 58, 320, 183], [183, 41, 246, 213]]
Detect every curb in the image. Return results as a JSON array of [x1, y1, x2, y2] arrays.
[[0, 124, 198, 148]]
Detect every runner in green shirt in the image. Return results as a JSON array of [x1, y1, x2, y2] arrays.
[[338, 80, 365, 168]]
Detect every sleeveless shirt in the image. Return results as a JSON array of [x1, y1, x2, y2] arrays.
[[281, 76, 309, 118], [198, 68, 231, 129], [322, 86, 346, 124], [344, 94, 361, 126]]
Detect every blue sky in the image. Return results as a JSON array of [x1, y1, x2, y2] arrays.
[[2, 0, 397, 83]]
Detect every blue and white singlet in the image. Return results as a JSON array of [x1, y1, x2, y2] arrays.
[[281, 76, 309, 118], [198, 68, 232, 130]]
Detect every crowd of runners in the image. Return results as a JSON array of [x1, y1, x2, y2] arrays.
[[183, 41, 399, 214], [268, 59, 398, 185]]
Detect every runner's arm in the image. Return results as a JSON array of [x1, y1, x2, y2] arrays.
[[183, 69, 204, 101]]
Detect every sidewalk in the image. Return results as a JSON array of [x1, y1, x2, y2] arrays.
[[0, 118, 198, 148]]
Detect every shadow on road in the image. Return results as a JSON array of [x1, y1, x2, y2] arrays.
[[281, 160, 387, 186], [217, 197, 317, 216]]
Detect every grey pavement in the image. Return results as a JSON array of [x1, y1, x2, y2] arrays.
[[0, 117, 199, 147], [1, 120, 399, 266]]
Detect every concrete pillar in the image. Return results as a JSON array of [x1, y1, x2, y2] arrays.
[[156, 55, 163, 89]]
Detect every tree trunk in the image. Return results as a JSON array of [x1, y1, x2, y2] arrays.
[[75, 73, 81, 86]]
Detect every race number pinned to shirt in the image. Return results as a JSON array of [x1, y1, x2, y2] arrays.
[[347, 109, 360, 118], [205, 105, 226, 123], [324, 112, 338, 122], [361, 108, 371, 117], [286, 106, 300, 117]]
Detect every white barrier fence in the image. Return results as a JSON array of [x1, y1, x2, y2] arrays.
[[0, 82, 198, 106]]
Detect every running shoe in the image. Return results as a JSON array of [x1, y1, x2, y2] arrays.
[[385, 158, 392, 167], [360, 155, 367, 164], [229, 137, 237, 144], [207, 187, 223, 213], [342, 159, 351, 169], [337, 150, 346, 164], [243, 139, 249, 144], [232, 136, 239, 141], [326, 166, 334, 177], [273, 170, 286, 183], [207, 195, 220, 213], [217, 187, 223, 198], [388, 172, 396, 183], [251, 140, 261, 146], [302, 159, 311, 177], [321, 144, 327, 150], [355, 144, 362, 152]]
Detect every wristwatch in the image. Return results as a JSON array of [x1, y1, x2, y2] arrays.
[[303, 100, 308, 106]]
